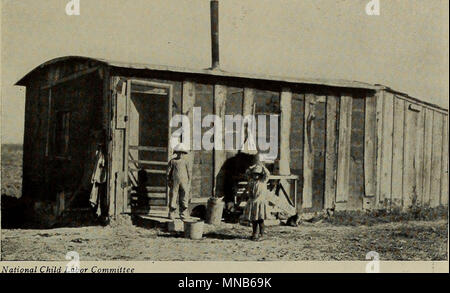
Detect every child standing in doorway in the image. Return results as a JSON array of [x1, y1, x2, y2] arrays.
[[243, 163, 270, 241]]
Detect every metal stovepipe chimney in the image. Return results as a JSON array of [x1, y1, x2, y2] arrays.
[[210, 0, 220, 70]]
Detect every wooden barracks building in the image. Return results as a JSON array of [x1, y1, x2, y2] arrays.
[[15, 1, 448, 223]]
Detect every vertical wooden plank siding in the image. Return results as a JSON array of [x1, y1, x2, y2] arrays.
[[279, 89, 292, 176], [414, 107, 425, 206], [375, 91, 384, 207], [213, 84, 227, 196], [391, 97, 405, 207], [348, 98, 365, 210], [115, 130, 124, 215], [107, 80, 113, 217], [402, 102, 419, 209], [182, 81, 196, 193], [302, 94, 315, 208], [116, 80, 128, 215], [430, 112, 443, 207], [290, 94, 304, 211], [279, 90, 292, 205], [195, 84, 214, 198], [380, 92, 394, 206], [311, 96, 327, 210], [102, 67, 112, 217], [364, 95, 377, 197], [336, 95, 352, 203], [108, 77, 118, 217], [117, 81, 128, 214], [182, 81, 196, 121], [116, 79, 127, 129], [45, 90, 52, 157], [422, 108, 434, 206], [440, 115, 449, 206], [108, 76, 127, 217], [243, 88, 255, 116], [124, 80, 132, 213], [325, 96, 338, 209], [102, 66, 111, 131]]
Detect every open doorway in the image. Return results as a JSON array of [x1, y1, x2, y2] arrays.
[[125, 80, 173, 213]]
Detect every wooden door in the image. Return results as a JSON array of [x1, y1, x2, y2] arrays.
[[124, 79, 173, 213]]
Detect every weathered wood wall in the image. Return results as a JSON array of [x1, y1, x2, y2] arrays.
[[348, 97, 365, 210], [373, 91, 448, 210], [21, 61, 448, 220], [22, 60, 106, 210]]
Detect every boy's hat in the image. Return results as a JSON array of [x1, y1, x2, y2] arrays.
[[173, 143, 189, 154]]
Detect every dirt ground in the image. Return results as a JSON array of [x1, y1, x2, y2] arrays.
[[1, 144, 448, 261], [2, 219, 447, 261]]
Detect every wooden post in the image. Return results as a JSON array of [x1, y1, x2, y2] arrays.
[[364, 95, 377, 198], [391, 97, 405, 207], [375, 91, 384, 208], [440, 115, 448, 206], [102, 66, 111, 131], [422, 108, 434, 206], [182, 81, 196, 192], [279, 89, 292, 204], [380, 92, 394, 207], [107, 77, 128, 217], [430, 112, 443, 207], [402, 102, 419, 209], [213, 84, 227, 196], [0, 146, 1, 260], [102, 67, 112, 217], [414, 106, 425, 206], [115, 80, 127, 216], [108, 77, 127, 218], [335, 95, 352, 204], [279, 89, 292, 175], [302, 94, 315, 209], [182, 81, 196, 117], [243, 88, 255, 116], [325, 96, 338, 209]]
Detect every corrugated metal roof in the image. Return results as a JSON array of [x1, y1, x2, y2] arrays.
[[15, 55, 380, 90]]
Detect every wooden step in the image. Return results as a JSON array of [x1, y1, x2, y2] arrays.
[[129, 145, 167, 152], [150, 206, 169, 212], [146, 192, 166, 199], [129, 168, 166, 175], [131, 194, 166, 201], [130, 159, 168, 166], [146, 186, 166, 192], [149, 199, 167, 206]]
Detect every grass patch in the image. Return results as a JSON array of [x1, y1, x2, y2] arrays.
[[1, 144, 23, 198], [326, 205, 448, 226]]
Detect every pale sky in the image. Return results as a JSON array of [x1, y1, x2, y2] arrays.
[[1, 0, 449, 143]]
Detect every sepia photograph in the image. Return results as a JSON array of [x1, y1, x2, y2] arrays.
[[0, 0, 448, 274]]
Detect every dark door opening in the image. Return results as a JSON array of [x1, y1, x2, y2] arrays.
[[125, 80, 173, 213]]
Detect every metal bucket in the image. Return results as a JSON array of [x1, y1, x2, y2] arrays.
[[206, 197, 225, 225], [184, 221, 204, 240]]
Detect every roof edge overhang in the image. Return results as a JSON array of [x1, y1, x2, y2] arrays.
[[15, 55, 378, 90], [15, 56, 108, 86], [374, 84, 448, 113], [14, 55, 448, 113]]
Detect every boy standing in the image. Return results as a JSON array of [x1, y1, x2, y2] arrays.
[[167, 145, 192, 220]]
